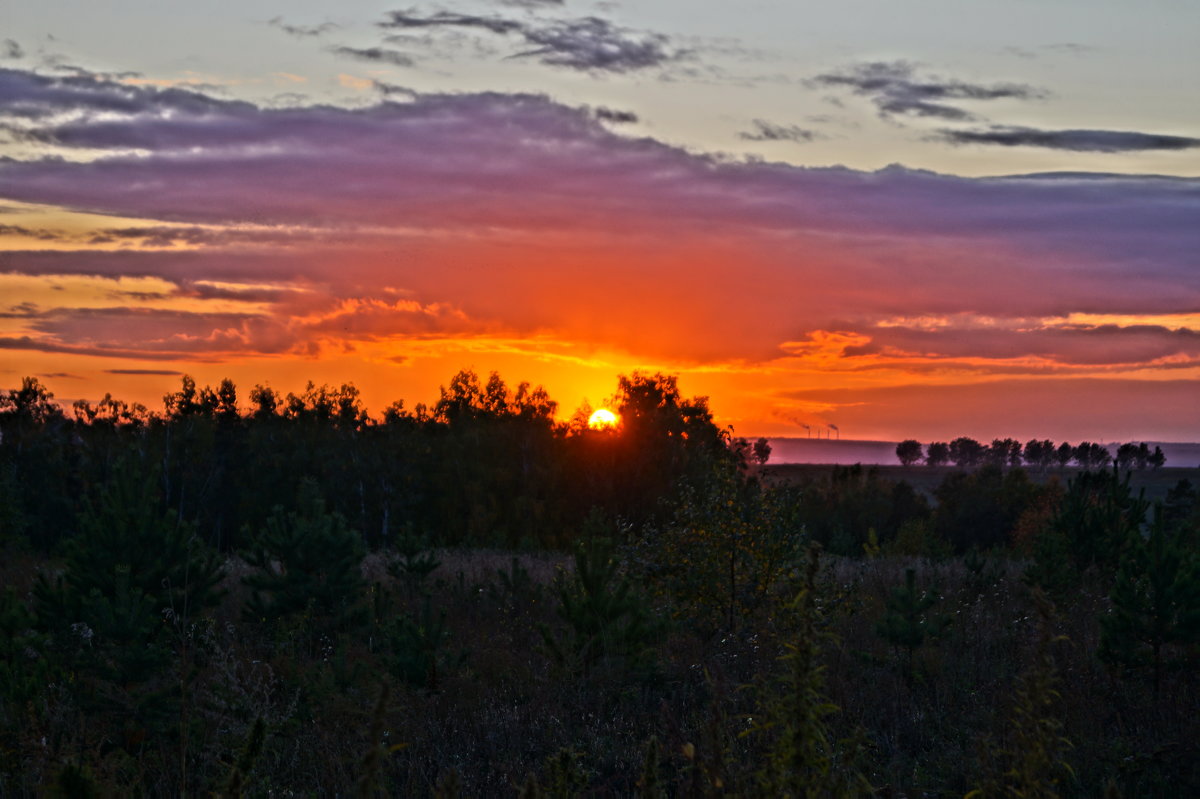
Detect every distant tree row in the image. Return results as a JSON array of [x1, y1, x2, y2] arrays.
[[895, 436, 1166, 470]]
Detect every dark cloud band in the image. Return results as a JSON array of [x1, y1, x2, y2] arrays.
[[936, 125, 1200, 152]]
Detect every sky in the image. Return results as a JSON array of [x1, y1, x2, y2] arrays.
[[1, 0, 1198, 442]]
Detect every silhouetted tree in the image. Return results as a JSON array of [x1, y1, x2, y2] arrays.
[[0, 377, 76, 550], [925, 441, 950, 467], [541, 532, 664, 677], [32, 456, 224, 741], [1073, 442, 1112, 469], [1149, 445, 1166, 470], [599, 372, 731, 526], [988, 438, 1024, 468], [949, 437, 986, 468], [753, 437, 772, 466], [1116, 442, 1141, 471], [896, 439, 923, 467], [1053, 442, 1074, 468], [1022, 439, 1055, 471], [36, 455, 223, 619]]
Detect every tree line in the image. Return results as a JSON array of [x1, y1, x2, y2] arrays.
[[0, 371, 740, 555], [896, 436, 1167, 470]]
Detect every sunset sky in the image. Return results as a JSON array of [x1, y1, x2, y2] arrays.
[[1, 0, 1198, 441]]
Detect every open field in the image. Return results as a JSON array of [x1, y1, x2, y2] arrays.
[[763, 463, 1200, 503]]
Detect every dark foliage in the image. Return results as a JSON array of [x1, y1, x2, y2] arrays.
[[935, 465, 1043, 552], [241, 480, 367, 634], [1099, 506, 1200, 692], [0, 374, 1197, 796]]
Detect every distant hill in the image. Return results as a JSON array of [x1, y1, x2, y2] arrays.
[[766, 437, 1200, 468]]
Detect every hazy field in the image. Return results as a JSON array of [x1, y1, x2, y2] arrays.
[[763, 462, 1200, 503]]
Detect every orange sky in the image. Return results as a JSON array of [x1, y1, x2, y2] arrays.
[[2, 71, 1198, 441]]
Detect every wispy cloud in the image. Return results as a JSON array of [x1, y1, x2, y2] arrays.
[[738, 119, 822, 143], [1004, 42, 1097, 60], [0, 223, 61, 241], [592, 106, 638, 124], [330, 46, 417, 68], [809, 61, 1045, 121], [267, 17, 339, 38], [378, 10, 683, 73], [105, 368, 181, 375]]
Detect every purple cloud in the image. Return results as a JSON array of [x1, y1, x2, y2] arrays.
[[0, 66, 1197, 371]]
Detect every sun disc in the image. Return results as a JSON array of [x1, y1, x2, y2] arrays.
[[588, 408, 618, 430]]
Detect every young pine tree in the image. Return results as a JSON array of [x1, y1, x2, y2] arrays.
[[970, 591, 1073, 799], [241, 479, 366, 634], [386, 525, 441, 596], [1026, 467, 1147, 596], [34, 456, 223, 688], [1099, 506, 1200, 694], [750, 546, 872, 797], [875, 568, 949, 679], [540, 534, 664, 678], [37, 454, 223, 625]]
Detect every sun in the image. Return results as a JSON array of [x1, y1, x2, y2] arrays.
[[587, 408, 619, 430]]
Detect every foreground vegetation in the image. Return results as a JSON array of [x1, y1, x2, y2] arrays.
[[1, 374, 1197, 796]]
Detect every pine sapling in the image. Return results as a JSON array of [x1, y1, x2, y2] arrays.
[[875, 568, 950, 680], [970, 589, 1073, 799], [749, 545, 872, 797], [540, 537, 664, 677], [1099, 505, 1200, 694]]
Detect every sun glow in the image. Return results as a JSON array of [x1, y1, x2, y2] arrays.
[[587, 408, 619, 430]]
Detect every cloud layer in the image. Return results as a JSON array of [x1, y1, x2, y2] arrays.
[[0, 66, 1198, 435]]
